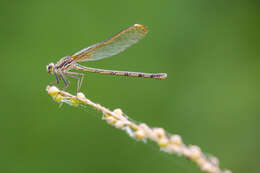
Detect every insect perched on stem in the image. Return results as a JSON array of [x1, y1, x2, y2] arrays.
[[46, 24, 167, 93]]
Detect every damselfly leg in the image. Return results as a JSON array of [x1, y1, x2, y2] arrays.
[[64, 71, 84, 93]]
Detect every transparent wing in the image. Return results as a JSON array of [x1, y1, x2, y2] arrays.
[[71, 24, 148, 62]]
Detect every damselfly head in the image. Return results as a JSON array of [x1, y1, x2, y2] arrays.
[[46, 62, 55, 74]]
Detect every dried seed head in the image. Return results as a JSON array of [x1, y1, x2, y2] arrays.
[[47, 86, 60, 96], [189, 145, 201, 161], [113, 108, 123, 116], [209, 156, 219, 167], [153, 128, 165, 138], [134, 129, 146, 139], [139, 123, 156, 139], [54, 94, 64, 102], [114, 120, 125, 129], [70, 97, 79, 106], [77, 92, 86, 100], [201, 162, 215, 173], [168, 145, 182, 154], [197, 157, 207, 166], [182, 147, 192, 157], [106, 116, 117, 125], [139, 123, 149, 130], [158, 137, 169, 148], [170, 135, 182, 146]]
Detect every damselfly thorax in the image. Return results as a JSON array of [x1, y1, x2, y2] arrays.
[[54, 56, 75, 71], [47, 24, 167, 93]]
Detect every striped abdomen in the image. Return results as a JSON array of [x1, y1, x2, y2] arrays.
[[74, 64, 167, 79]]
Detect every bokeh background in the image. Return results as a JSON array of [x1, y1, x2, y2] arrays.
[[0, 0, 259, 173]]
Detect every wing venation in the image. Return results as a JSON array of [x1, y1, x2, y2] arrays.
[[71, 24, 148, 62]]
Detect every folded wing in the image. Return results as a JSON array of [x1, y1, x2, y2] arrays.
[[71, 24, 148, 62]]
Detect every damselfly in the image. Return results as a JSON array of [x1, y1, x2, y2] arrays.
[[47, 24, 167, 92]]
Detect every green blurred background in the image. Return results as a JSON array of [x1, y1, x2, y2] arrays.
[[0, 0, 259, 172]]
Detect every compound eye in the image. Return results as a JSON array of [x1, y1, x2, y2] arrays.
[[46, 63, 55, 74], [48, 66, 53, 73]]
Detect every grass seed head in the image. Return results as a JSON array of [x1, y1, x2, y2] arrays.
[[47, 86, 60, 96]]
